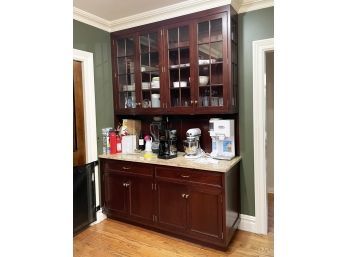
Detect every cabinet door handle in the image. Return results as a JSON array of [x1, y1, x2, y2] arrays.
[[190, 100, 194, 104], [181, 175, 190, 178], [194, 100, 198, 104], [123, 182, 127, 187], [185, 194, 189, 199], [181, 193, 186, 198], [122, 167, 131, 170], [125, 182, 130, 187]]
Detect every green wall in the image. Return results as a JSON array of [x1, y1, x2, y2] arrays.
[[73, 20, 114, 154], [238, 7, 274, 215]]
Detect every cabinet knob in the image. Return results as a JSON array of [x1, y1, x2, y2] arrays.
[[181, 193, 186, 198], [185, 194, 189, 199], [190, 100, 194, 104], [194, 100, 198, 104]]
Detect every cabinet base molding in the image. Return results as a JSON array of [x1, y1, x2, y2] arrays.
[[238, 214, 257, 233]]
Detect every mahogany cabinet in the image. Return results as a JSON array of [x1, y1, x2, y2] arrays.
[[110, 5, 238, 115], [99, 157, 240, 249]]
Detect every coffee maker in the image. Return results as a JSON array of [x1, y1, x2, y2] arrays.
[[209, 119, 235, 160], [158, 129, 178, 159]]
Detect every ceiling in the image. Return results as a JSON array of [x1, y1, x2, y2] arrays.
[[73, 0, 192, 21], [73, 0, 273, 32]]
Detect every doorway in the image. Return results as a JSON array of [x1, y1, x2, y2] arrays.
[[252, 38, 274, 235], [265, 51, 274, 234]]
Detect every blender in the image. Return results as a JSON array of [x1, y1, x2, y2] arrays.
[[183, 128, 202, 159]]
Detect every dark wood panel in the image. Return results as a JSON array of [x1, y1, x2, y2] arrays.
[[155, 166, 222, 187], [157, 180, 187, 232], [103, 159, 153, 176], [104, 172, 128, 216], [129, 176, 155, 224], [187, 185, 223, 241]]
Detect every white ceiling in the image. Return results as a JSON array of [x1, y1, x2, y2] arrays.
[[73, 0, 191, 21]]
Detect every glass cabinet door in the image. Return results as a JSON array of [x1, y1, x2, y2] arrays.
[[116, 37, 136, 109], [167, 25, 192, 108], [197, 18, 224, 108], [139, 32, 161, 109]]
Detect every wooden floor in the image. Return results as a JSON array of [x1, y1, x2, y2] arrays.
[[74, 194, 274, 257]]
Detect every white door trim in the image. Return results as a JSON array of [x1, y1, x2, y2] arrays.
[[73, 49, 98, 164], [252, 38, 274, 235]]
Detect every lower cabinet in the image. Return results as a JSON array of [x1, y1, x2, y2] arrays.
[[100, 158, 240, 249]]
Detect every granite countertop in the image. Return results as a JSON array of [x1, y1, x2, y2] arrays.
[[99, 152, 241, 173]]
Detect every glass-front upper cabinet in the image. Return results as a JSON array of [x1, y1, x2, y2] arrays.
[[116, 36, 136, 110], [139, 31, 161, 109], [196, 16, 226, 108], [166, 25, 192, 108]]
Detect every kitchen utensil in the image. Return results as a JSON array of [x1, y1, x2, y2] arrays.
[[151, 94, 160, 107], [199, 76, 209, 86]]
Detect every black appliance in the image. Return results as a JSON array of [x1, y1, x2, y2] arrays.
[[73, 161, 97, 235], [158, 129, 177, 159]]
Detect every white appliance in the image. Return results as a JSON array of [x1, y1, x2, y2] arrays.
[[209, 119, 235, 160], [183, 128, 202, 159]]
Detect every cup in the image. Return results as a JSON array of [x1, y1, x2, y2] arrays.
[[211, 97, 219, 106], [203, 96, 209, 107]]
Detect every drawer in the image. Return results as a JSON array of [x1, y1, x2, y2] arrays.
[[155, 166, 222, 187], [102, 159, 153, 176]]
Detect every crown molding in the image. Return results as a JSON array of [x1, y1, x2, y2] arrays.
[[238, 0, 274, 13], [73, 7, 111, 32], [109, 0, 232, 32], [73, 0, 273, 33]]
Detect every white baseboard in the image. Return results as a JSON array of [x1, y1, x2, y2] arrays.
[[90, 210, 107, 226], [239, 214, 257, 233]]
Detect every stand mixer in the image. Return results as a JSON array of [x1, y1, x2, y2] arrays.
[[183, 128, 202, 159]]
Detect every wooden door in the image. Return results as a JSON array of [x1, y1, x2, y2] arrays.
[[187, 185, 223, 241], [157, 180, 187, 232], [104, 172, 128, 216], [73, 60, 86, 167], [128, 175, 154, 224]]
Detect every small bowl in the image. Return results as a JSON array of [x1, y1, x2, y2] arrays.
[[199, 76, 209, 86]]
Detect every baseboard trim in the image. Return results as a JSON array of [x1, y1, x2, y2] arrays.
[[238, 214, 257, 233]]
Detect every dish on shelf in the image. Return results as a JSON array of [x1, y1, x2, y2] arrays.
[[151, 81, 160, 88], [173, 81, 187, 88], [123, 84, 135, 91], [199, 76, 209, 86], [198, 59, 216, 65], [169, 63, 190, 69], [141, 82, 150, 90]]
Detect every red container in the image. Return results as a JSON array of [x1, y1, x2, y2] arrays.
[[109, 131, 117, 154], [116, 135, 122, 153]]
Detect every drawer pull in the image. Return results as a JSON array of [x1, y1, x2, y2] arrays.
[[181, 175, 190, 178], [122, 167, 131, 170]]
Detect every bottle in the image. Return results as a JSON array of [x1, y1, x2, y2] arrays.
[[138, 131, 145, 151], [116, 134, 122, 153], [109, 130, 117, 154]]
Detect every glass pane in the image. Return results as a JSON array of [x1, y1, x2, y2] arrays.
[[211, 87, 223, 106], [198, 21, 209, 44], [199, 87, 210, 107], [118, 75, 127, 90], [126, 38, 134, 56], [126, 57, 135, 73], [210, 19, 222, 41], [141, 53, 149, 67], [117, 57, 126, 75], [140, 35, 149, 53], [180, 88, 191, 107], [169, 69, 179, 87], [198, 44, 210, 63], [122, 91, 136, 109], [170, 89, 180, 107], [168, 28, 178, 48], [149, 32, 158, 52], [117, 39, 125, 57], [169, 49, 179, 67], [150, 52, 159, 68], [179, 48, 190, 65], [210, 42, 223, 62], [179, 67, 190, 83], [179, 26, 189, 46], [211, 63, 223, 84]]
